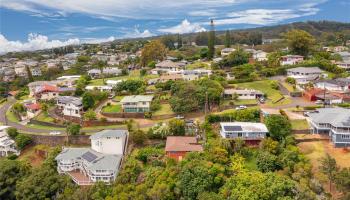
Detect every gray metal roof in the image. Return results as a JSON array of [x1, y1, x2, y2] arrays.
[[55, 148, 122, 171], [287, 67, 323, 74], [57, 96, 82, 106], [120, 95, 153, 103], [89, 129, 128, 140], [308, 108, 350, 127]]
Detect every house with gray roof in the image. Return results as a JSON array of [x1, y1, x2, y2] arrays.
[[287, 67, 323, 84], [120, 95, 153, 113], [307, 108, 350, 147], [56, 129, 128, 185], [220, 122, 268, 145], [56, 96, 83, 118]]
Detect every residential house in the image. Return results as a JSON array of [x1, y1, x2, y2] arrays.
[[224, 89, 263, 100], [56, 75, 81, 87], [151, 60, 182, 74], [46, 59, 60, 69], [336, 61, 350, 71], [120, 95, 153, 113], [30, 67, 42, 77], [280, 55, 304, 65], [333, 46, 348, 53], [85, 85, 113, 93], [56, 129, 128, 185], [56, 96, 83, 118], [338, 52, 350, 62], [24, 102, 41, 119], [103, 67, 121, 76], [14, 64, 27, 77], [28, 81, 58, 97], [34, 84, 59, 100], [0, 126, 20, 157], [106, 80, 122, 87], [253, 50, 268, 61], [221, 48, 236, 56], [165, 136, 203, 161], [2, 68, 15, 82], [88, 69, 102, 78], [262, 38, 283, 44], [287, 67, 323, 84], [182, 70, 199, 81], [314, 79, 350, 93], [220, 122, 268, 145], [307, 108, 350, 147]]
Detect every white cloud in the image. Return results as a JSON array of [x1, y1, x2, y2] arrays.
[[82, 36, 116, 44], [158, 19, 206, 34], [0, 0, 236, 19], [0, 33, 80, 54], [213, 8, 319, 25], [189, 9, 216, 17]]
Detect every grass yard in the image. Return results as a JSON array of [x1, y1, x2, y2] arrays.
[[26, 123, 65, 131], [281, 82, 297, 92], [113, 96, 124, 102], [153, 104, 174, 116], [102, 104, 122, 113], [6, 110, 19, 123], [235, 80, 284, 102], [34, 112, 55, 123], [290, 119, 310, 130], [82, 124, 127, 132], [233, 99, 258, 106]]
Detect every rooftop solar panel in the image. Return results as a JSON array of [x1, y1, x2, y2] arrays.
[[81, 151, 98, 162], [224, 126, 243, 132]]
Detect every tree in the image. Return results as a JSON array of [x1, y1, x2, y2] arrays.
[[224, 30, 231, 48], [265, 115, 292, 142], [15, 134, 32, 150], [256, 151, 281, 172], [284, 29, 315, 57], [169, 82, 199, 113], [66, 124, 81, 136], [140, 40, 167, 67], [218, 49, 249, 68], [168, 119, 186, 136], [83, 109, 97, 121], [7, 127, 19, 139], [25, 66, 34, 82], [319, 154, 338, 192], [207, 20, 215, 59], [177, 34, 183, 49], [82, 92, 95, 110], [0, 160, 30, 200], [335, 168, 350, 199], [95, 60, 107, 83], [115, 79, 145, 94], [220, 171, 297, 200], [267, 51, 282, 67], [260, 138, 279, 154], [130, 129, 147, 145]]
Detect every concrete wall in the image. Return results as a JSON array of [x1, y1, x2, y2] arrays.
[[29, 134, 90, 146]]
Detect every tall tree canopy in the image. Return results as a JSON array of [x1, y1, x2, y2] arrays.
[[284, 29, 315, 57], [140, 40, 167, 67]]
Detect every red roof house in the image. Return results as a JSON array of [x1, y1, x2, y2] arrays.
[[165, 136, 203, 161], [303, 88, 324, 101]]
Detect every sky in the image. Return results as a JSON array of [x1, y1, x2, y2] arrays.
[[0, 0, 349, 54]]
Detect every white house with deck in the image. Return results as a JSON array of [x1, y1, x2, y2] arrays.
[[56, 129, 128, 185], [0, 126, 20, 157], [56, 96, 83, 118], [120, 95, 153, 113], [281, 55, 304, 65]]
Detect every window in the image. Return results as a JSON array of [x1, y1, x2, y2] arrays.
[[341, 135, 350, 139], [238, 133, 242, 137]]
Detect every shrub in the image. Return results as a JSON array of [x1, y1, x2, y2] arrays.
[[15, 134, 32, 150], [7, 127, 19, 139]]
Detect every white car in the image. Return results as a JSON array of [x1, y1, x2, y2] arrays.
[[315, 100, 323, 105], [235, 105, 247, 110], [49, 131, 62, 135]]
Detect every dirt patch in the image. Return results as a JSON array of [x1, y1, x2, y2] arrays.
[[18, 145, 46, 167]]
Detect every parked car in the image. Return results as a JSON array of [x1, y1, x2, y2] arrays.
[[315, 100, 323, 105], [258, 97, 265, 104], [175, 115, 185, 119], [235, 105, 247, 110], [49, 131, 62, 135]]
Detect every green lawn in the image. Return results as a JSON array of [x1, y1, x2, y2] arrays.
[[291, 119, 310, 130], [6, 110, 19, 123], [233, 99, 258, 106], [153, 104, 174, 116], [26, 123, 65, 130], [113, 96, 124, 102], [281, 82, 297, 92], [34, 112, 55, 123], [235, 80, 284, 102], [102, 104, 122, 113]]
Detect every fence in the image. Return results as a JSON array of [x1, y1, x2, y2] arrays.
[[101, 112, 145, 118], [29, 134, 91, 146]]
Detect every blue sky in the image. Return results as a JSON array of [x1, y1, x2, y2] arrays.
[[0, 0, 349, 53]]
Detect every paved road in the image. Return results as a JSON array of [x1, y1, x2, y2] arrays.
[[0, 98, 62, 134], [0, 98, 108, 134]]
